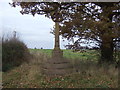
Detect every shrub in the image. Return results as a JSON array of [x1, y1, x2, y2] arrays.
[[2, 32, 30, 72]]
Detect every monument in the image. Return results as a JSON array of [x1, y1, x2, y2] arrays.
[[43, 12, 74, 76], [52, 22, 63, 58]]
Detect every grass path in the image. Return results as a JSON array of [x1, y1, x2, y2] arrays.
[[2, 49, 118, 88], [2, 63, 118, 88]]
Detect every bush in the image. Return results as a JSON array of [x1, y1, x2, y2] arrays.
[[2, 33, 30, 72]]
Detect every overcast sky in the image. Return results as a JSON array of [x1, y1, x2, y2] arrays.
[[0, 0, 69, 49]]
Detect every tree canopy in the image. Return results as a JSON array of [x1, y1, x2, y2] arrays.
[[10, 2, 120, 63], [60, 2, 120, 63]]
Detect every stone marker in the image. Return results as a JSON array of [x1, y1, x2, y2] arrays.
[[52, 22, 63, 58], [43, 12, 74, 76]]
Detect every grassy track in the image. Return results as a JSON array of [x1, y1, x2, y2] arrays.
[[2, 49, 118, 88]]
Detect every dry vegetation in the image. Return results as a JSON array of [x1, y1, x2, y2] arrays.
[[2, 49, 118, 88], [2, 35, 30, 72]]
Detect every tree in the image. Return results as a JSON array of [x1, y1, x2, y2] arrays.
[[10, 2, 120, 64], [10, 2, 81, 58], [60, 2, 120, 64]]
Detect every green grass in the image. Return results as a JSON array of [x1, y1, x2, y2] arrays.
[[29, 49, 52, 57], [29, 49, 99, 62], [3, 49, 118, 88], [3, 64, 118, 88]]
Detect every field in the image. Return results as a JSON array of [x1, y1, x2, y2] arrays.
[[30, 49, 99, 61], [2, 49, 118, 88]]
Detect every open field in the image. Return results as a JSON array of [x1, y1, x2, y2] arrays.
[[30, 49, 99, 61], [2, 49, 118, 88]]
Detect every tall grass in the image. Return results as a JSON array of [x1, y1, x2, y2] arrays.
[[2, 32, 30, 72], [3, 50, 118, 88]]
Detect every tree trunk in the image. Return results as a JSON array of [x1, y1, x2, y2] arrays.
[[99, 37, 114, 64]]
